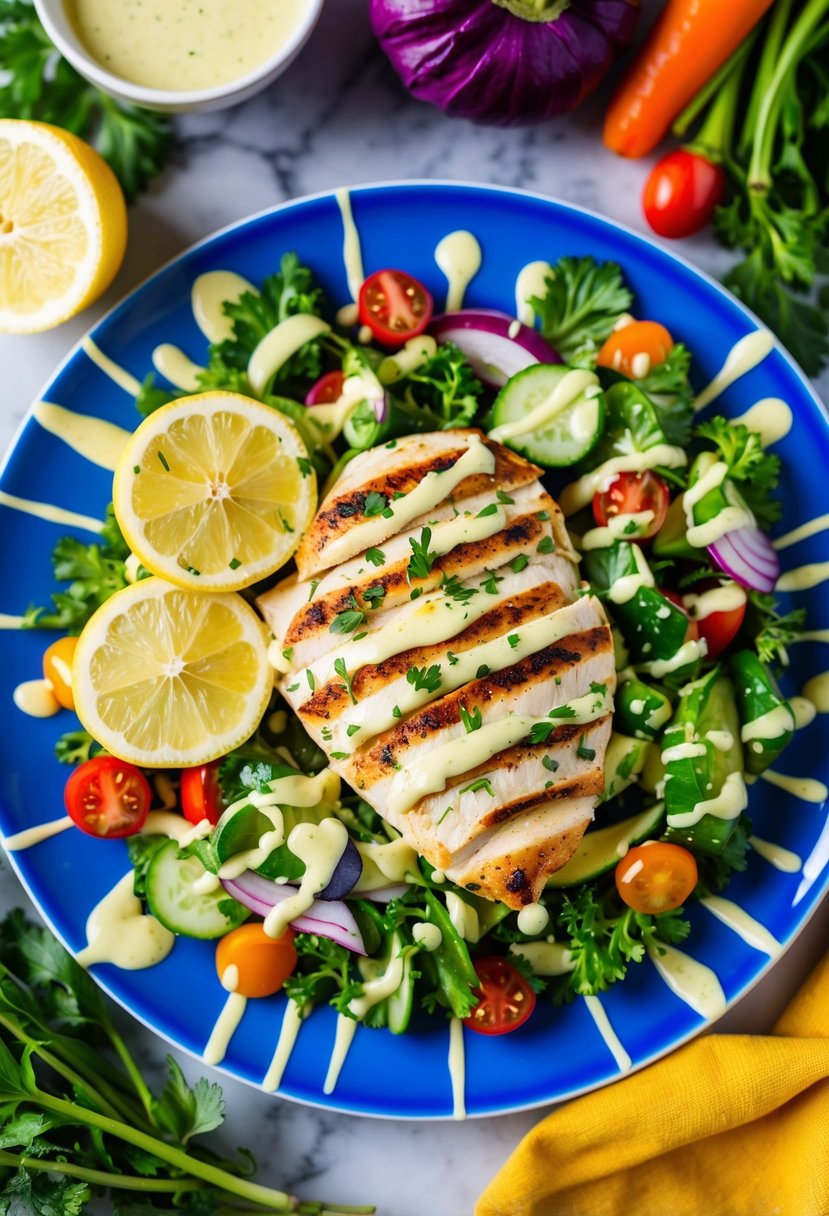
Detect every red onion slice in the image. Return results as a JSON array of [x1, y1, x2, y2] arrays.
[[430, 309, 560, 389], [221, 872, 366, 955], [708, 525, 780, 592], [358, 883, 410, 903]]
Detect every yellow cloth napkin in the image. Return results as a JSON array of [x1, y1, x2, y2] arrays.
[[476, 951, 829, 1216]]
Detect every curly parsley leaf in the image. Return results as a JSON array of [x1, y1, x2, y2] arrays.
[[0, 1, 170, 200], [694, 415, 782, 529], [54, 729, 103, 767], [635, 344, 695, 446], [530, 257, 633, 366], [394, 341, 483, 428]]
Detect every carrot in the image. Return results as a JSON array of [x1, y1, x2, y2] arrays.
[[603, 0, 776, 158]]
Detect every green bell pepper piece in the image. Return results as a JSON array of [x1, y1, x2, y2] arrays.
[[615, 677, 674, 740], [731, 649, 795, 775]]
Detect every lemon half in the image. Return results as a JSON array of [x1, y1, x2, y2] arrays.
[[72, 578, 272, 768], [113, 392, 316, 592], [0, 120, 127, 333]]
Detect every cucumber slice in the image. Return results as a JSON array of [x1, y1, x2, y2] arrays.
[[386, 936, 415, 1035], [546, 803, 665, 888], [145, 840, 248, 939], [491, 363, 604, 467]]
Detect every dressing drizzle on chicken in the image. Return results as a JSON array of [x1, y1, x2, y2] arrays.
[[259, 430, 616, 908]]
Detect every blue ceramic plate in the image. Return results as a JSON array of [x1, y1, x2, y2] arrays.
[[1, 182, 827, 1119]]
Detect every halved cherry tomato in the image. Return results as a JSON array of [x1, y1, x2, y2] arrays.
[[358, 269, 433, 347], [43, 636, 77, 711], [215, 923, 298, 998], [592, 470, 670, 540], [180, 762, 223, 826], [685, 583, 747, 661], [643, 149, 727, 240], [305, 370, 345, 406], [615, 841, 698, 913], [65, 755, 151, 838], [661, 587, 700, 643], [596, 320, 674, 378], [463, 956, 536, 1036]]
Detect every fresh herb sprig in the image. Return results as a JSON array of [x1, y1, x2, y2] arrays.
[[0, 0, 170, 200], [530, 257, 634, 366], [0, 911, 372, 1214]]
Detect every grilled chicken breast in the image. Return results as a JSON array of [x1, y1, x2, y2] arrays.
[[259, 429, 615, 908]]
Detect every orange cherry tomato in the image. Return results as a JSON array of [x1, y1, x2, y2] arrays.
[[463, 957, 536, 1036], [615, 841, 698, 914], [215, 923, 298, 998], [43, 636, 78, 710], [596, 321, 674, 378]]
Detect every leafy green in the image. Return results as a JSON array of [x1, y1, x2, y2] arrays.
[[530, 257, 633, 366], [0, 911, 372, 1214], [0, 0, 170, 201], [22, 506, 130, 633], [694, 416, 782, 529], [283, 933, 360, 1013], [744, 591, 807, 668], [634, 344, 695, 446], [54, 730, 102, 766], [694, 814, 753, 898], [393, 342, 483, 428]]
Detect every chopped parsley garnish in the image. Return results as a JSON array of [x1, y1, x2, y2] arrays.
[[529, 721, 555, 745], [278, 512, 294, 534], [364, 490, 389, 517], [447, 651, 459, 666], [406, 663, 442, 694], [508, 633, 520, 649], [476, 503, 499, 518], [282, 647, 294, 663], [577, 735, 597, 761], [285, 682, 300, 692], [441, 572, 478, 604], [542, 755, 560, 773], [476, 664, 491, 679], [306, 670, 316, 692], [157, 450, 170, 471], [460, 777, 495, 798], [481, 571, 503, 595], [408, 527, 438, 581], [297, 456, 313, 477], [536, 536, 554, 554], [321, 726, 333, 741], [307, 579, 319, 602], [363, 584, 386, 610], [459, 704, 483, 733], [329, 594, 367, 635], [331, 751, 349, 760], [590, 682, 607, 696], [536, 510, 550, 521], [228, 557, 242, 570], [333, 657, 357, 704], [496, 490, 515, 505], [410, 588, 423, 601], [346, 724, 362, 737], [365, 547, 386, 567], [510, 554, 529, 573], [392, 705, 402, 718], [437, 805, 454, 825]]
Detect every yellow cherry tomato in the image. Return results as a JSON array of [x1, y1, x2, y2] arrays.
[[215, 923, 298, 999], [615, 841, 698, 914], [43, 636, 78, 710]]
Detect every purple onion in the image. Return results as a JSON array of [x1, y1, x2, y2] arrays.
[[369, 0, 640, 127], [361, 883, 410, 904], [430, 309, 560, 388], [708, 525, 780, 593], [318, 837, 363, 900], [221, 871, 366, 954]]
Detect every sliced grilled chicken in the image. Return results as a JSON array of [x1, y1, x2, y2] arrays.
[[258, 429, 615, 908]]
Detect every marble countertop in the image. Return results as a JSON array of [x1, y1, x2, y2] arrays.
[[1, 2, 827, 1213]]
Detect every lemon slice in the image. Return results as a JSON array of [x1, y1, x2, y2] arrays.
[[0, 120, 127, 333], [113, 392, 316, 591], [72, 577, 272, 768]]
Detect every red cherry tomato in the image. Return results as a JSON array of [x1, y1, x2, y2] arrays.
[[65, 756, 151, 839], [642, 149, 727, 240], [615, 841, 698, 913], [463, 957, 536, 1036], [180, 762, 223, 826], [358, 269, 433, 347], [661, 587, 700, 643], [592, 470, 670, 540], [305, 370, 345, 406], [684, 583, 747, 661]]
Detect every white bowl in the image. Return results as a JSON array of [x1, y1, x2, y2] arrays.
[[33, 0, 324, 113]]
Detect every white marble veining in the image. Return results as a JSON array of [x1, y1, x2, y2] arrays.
[[1, 2, 828, 1213]]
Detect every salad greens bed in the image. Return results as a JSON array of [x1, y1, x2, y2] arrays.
[[0, 912, 372, 1213], [24, 251, 806, 1035]]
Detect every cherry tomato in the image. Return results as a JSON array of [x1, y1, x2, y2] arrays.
[[358, 269, 433, 347], [463, 957, 536, 1036], [180, 762, 223, 826], [596, 320, 674, 378], [615, 841, 698, 913], [661, 587, 700, 643], [685, 583, 747, 661], [215, 923, 298, 998], [64, 755, 151, 839], [642, 149, 727, 240], [305, 370, 345, 406], [592, 470, 670, 540], [42, 636, 77, 711]]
